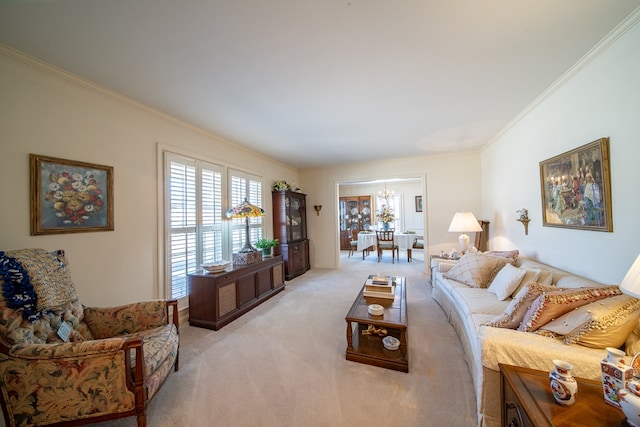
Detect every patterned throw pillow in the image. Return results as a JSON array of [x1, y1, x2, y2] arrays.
[[6, 248, 79, 311], [518, 286, 622, 332], [484, 282, 557, 329], [484, 250, 519, 262], [487, 264, 527, 301], [540, 294, 640, 348], [444, 252, 514, 288]]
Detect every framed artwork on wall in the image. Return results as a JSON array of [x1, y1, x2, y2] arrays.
[[30, 154, 114, 235], [415, 195, 423, 212], [539, 137, 612, 232]]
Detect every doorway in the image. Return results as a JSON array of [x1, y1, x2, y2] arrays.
[[336, 176, 427, 273]]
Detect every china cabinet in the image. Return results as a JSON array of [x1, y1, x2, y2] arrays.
[[272, 190, 310, 280], [339, 196, 372, 250]]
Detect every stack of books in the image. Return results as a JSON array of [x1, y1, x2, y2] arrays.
[[363, 275, 395, 299]]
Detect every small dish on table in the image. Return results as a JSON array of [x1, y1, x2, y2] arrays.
[[202, 261, 230, 273]]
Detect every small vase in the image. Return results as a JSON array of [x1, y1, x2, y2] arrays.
[[261, 247, 272, 257], [549, 359, 578, 406], [383, 222, 390, 231]]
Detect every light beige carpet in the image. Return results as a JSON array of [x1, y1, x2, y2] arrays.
[[96, 249, 476, 427]]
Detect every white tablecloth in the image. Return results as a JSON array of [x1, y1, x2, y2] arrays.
[[356, 233, 416, 252]]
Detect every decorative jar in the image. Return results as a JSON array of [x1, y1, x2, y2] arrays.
[[549, 359, 577, 406], [601, 347, 633, 408]]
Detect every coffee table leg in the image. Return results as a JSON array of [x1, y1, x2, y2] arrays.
[[399, 329, 407, 353], [346, 321, 353, 351]]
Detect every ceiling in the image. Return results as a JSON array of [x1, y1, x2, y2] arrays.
[[1, 1, 639, 169]]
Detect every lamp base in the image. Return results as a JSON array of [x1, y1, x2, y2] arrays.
[[458, 234, 470, 254], [233, 251, 263, 265]]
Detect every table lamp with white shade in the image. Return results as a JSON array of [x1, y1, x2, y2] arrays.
[[620, 254, 640, 298], [448, 211, 483, 254]]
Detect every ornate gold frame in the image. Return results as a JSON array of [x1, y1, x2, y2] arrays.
[[30, 154, 114, 235], [539, 137, 612, 232]]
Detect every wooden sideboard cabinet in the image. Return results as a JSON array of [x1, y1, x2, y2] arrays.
[[188, 256, 285, 330], [272, 190, 310, 280]]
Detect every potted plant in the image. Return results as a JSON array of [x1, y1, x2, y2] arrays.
[[255, 238, 279, 257]]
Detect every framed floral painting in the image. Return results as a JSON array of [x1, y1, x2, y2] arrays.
[[30, 154, 114, 235], [539, 137, 612, 232]]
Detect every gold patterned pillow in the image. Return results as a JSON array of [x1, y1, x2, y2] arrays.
[[518, 286, 622, 332], [444, 252, 514, 288], [540, 294, 640, 348]]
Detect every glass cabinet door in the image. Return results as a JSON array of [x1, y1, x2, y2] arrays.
[[360, 197, 371, 231]]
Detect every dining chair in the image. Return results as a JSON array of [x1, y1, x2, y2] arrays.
[[348, 229, 358, 257], [375, 230, 399, 263]]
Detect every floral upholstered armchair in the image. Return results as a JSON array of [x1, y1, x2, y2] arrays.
[[0, 248, 179, 427]]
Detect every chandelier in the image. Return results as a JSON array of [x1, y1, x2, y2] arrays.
[[378, 181, 394, 199]]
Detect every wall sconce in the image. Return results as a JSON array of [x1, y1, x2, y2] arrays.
[[314, 205, 322, 216], [516, 208, 530, 235]]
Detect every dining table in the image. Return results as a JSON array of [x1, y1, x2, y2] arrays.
[[356, 232, 417, 261]]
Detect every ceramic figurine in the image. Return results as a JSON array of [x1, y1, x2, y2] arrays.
[[618, 380, 640, 427]]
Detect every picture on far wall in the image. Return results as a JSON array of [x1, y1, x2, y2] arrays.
[[30, 154, 114, 235], [415, 195, 423, 212], [539, 137, 612, 232]]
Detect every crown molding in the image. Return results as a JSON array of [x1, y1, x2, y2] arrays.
[[484, 6, 640, 150]]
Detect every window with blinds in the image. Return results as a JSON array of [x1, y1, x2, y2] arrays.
[[165, 152, 223, 301], [228, 169, 263, 253]]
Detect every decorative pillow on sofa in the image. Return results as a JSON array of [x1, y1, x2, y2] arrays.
[[444, 252, 514, 288], [484, 250, 519, 262], [487, 264, 527, 301], [511, 268, 541, 296], [5, 248, 78, 311], [540, 294, 640, 348], [626, 328, 640, 356], [517, 286, 622, 332], [484, 282, 557, 329]]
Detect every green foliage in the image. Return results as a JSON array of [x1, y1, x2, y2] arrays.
[[255, 238, 279, 248]]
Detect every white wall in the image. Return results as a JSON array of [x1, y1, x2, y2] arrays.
[[300, 152, 483, 269], [481, 14, 640, 284], [0, 48, 298, 306]]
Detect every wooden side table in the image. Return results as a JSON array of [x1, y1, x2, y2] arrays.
[[500, 363, 625, 426]]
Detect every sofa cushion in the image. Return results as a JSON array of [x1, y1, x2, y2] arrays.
[[540, 295, 640, 348], [487, 264, 527, 301], [444, 253, 514, 289], [518, 286, 622, 332], [484, 282, 557, 329], [453, 287, 511, 317]]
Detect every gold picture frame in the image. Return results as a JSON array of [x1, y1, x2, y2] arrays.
[[30, 154, 114, 235], [539, 137, 612, 232]]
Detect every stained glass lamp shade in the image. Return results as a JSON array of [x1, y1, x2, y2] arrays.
[[226, 198, 265, 253]]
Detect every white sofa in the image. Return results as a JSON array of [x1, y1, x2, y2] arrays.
[[431, 253, 640, 427]]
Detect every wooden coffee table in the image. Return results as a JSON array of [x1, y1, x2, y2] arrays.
[[345, 275, 408, 372]]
